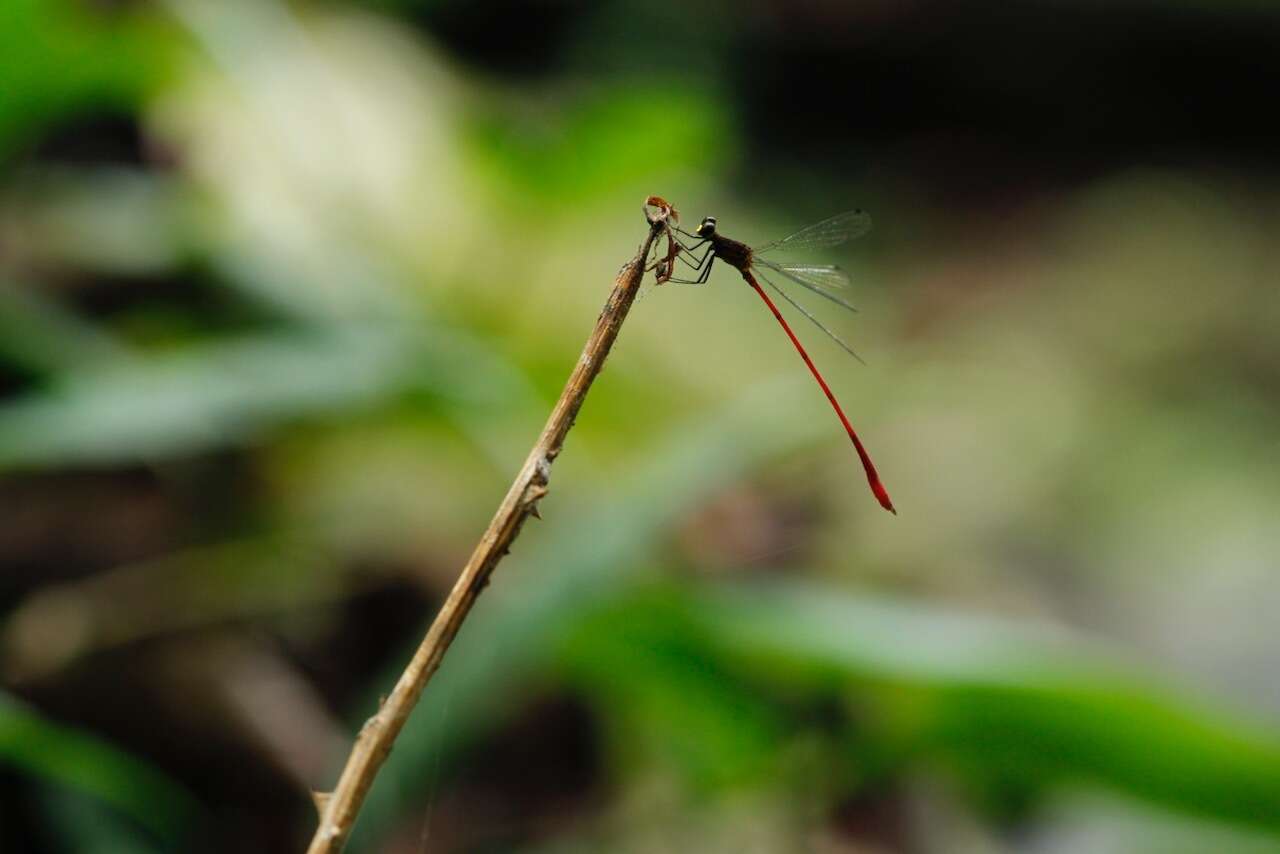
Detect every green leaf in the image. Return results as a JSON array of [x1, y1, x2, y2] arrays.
[[0, 691, 199, 842], [0, 0, 170, 161], [0, 327, 418, 469], [36, 785, 166, 854], [560, 588, 784, 791], [697, 580, 1280, 833]]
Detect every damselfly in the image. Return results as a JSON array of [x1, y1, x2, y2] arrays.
[[659, 210, 895, 514]]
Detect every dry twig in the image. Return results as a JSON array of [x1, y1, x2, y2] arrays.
[[306, 201, 670, 853]]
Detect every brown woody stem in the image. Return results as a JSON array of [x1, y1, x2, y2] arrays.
[[305, 203, 668, 854]]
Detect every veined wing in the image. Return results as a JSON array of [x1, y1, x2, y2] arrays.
[[755, 258, 859, 313], [759, 261, 850, 291], [754, 209, 872, 255], [754, 269, 865, 365]]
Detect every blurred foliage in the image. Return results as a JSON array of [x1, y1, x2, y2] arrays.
[[0, 690, 196, 843], [2, 0, 1280, 852], [0, 0, 170, 160], [466, 87, 734, 210]]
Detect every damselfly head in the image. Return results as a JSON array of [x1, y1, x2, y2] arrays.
[[694, 216, 717, 237]]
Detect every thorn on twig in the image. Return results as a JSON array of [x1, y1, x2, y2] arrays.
[[524, 482, 549, 520], [311, 790, 332, 817]]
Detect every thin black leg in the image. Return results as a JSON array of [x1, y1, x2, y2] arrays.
[[647, 234, 706, 272], [665, 256, 716, 285], [671, 233, 705, 252], [673, 241, 713, 270]]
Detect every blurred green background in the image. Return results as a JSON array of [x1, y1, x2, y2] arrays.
[[3, 1, 1280, 851]]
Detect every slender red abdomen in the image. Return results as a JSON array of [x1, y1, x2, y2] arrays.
[[742, 269, 896, 514]]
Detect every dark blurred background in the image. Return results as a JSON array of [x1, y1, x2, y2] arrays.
[[3, 1, 1280, 851]]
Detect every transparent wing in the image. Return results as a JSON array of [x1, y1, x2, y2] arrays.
[[754, 269, 865, 365], [754, 209, 872, 255], [758, 260, 850, 290], [755, 258, 859, 313]]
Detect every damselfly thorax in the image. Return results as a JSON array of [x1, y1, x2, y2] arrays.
[[706, 234, 754, 273]]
